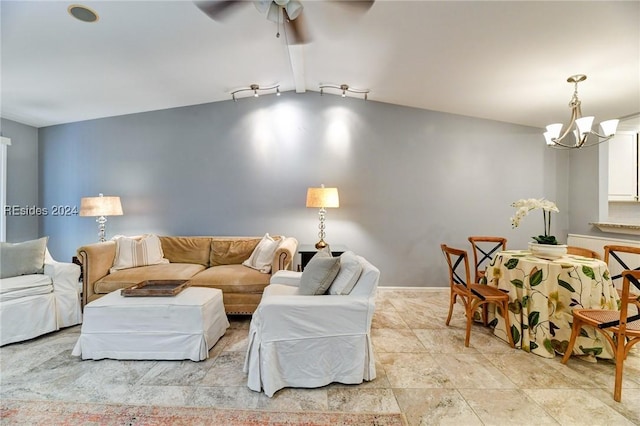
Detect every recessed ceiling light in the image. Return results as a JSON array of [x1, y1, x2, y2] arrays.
[[67, 4, 99, 23]]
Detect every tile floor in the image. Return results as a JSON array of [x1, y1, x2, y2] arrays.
[[1, 288, 639, 425]]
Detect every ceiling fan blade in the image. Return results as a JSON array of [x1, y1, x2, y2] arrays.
[[254, 0, 271, 14], [285, 0, 303, 20], [266, 2, 280, 23], [284, 8, 310, 45], [194, 1, 243, 21]]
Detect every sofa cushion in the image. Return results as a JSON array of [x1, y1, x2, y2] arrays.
[[95, 263, 206, 295], [110, 234, 169, 273], [210, 238, 261, 266], [189, 264, 271, 293], [0, 237, 48, 279], [0, 274, 53, 302], [243, 233, 279, 273], [160, 236, 211, 267], [328, 251, 363, 295]]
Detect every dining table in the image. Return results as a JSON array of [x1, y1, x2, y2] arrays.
[[483, 250, 620, 359]]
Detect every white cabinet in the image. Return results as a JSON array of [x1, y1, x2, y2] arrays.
[[608, 131, 639, 201]]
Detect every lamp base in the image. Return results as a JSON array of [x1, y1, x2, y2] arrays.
[[315, 240, 328, 250]]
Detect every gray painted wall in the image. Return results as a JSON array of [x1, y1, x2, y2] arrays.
[[1, 118, 39, 242], [37, 92, 568, 286]]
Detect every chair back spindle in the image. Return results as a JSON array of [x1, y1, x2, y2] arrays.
[[468, 236, 507, 283]]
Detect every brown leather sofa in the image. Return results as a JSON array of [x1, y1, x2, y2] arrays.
[[77, 236, 298, 314]]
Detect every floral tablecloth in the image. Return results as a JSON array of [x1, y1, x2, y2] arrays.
[[484, 250, 620, 359]]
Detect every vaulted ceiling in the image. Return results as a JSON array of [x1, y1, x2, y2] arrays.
[[1, 1, 639, 130]]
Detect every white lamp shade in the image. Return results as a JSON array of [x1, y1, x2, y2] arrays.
[[543, 132, 556, 146], [545, 123, 563, 139], [306, 187, 339, 208], [576, 116, 594, 135], [600, 119, 619, 136], [543, 132, 555, 146], [573, 129, 582, 146], [79, 195, 123, 217]]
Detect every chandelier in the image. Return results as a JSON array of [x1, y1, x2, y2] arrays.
[[543, 74, 619, 149]]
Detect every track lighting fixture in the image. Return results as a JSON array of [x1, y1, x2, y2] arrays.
[[319, 83, 369, 100], [231, 84, 281, 102]]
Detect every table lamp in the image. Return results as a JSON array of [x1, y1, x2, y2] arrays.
[[306, 184, 339, 249], [80, 193, 123, 242]]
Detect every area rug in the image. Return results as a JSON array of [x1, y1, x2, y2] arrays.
[[1, 399, 406, 425]]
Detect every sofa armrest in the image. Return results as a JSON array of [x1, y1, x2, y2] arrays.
[[77, 241, 116, 307], [44, 260, 80, 295], [272, 237, 298, 272], [270, 270, 302, 287], [45, 258, 82, 327]]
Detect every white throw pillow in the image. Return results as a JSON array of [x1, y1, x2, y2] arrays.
[[299, 255, 341, 295], [328, 251, 363, 295], [243, 233, 279, 273], [110, 234, 169, 273]]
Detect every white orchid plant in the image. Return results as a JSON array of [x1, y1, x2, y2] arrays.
[[510, 198, 560, 245]]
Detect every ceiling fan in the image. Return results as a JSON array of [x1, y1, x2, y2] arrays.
[[194, 0, 374, 45]]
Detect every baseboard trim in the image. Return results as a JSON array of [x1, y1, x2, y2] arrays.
[[377, 286, 448, 291]]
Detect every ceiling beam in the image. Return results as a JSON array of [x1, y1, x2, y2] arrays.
[[287, 45, 306, 93]]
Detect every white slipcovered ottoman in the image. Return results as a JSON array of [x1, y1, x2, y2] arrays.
[[72, 287, 229, 361]]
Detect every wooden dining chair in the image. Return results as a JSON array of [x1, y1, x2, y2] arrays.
[[561, 270, 640, 402], [604, 245, 640, 310], [468, 236, 507, 283], [441, 244, 515, 348], [566, 245, 601, 259]]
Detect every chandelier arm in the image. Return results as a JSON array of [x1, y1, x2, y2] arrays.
[[551, 135, 613, 149], [550, 139, 581, 149], [588, 130, 615, 139], [553, 106, 580, 144]]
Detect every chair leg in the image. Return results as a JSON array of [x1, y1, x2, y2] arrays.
[[464, 305, 473, 347], [614, 331, 625, 402], [561, 317, 582, 364], [446, 292, 456, 326], [500, 302, 515, 348], [482, 304, 488, 326]]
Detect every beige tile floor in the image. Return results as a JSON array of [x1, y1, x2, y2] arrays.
[[1, 288, 639, 425]]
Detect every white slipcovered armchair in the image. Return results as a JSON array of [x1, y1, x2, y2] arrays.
[[244, 254, 379, 397], [1, 238, 82, 346]]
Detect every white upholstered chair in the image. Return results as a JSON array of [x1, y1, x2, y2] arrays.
[[244, 255, 379, 397], [1, 239, 81, 346]]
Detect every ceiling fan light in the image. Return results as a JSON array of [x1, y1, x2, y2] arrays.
[[545, 123, 562, 139], [285, 1, 303, 20], [600, 119, 619, 137], [576, 116, 594, 135]]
